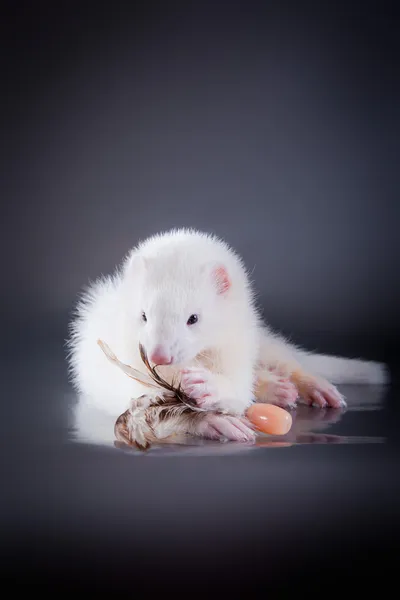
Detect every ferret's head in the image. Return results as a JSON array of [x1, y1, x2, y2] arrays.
[[123, 248, 238, 367]]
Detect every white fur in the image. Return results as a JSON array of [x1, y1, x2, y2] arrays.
[[67, 228, 389, 445], [256, 326, 389, 385]]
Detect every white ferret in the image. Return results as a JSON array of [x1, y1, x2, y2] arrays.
[[68, 228, 389, 445]]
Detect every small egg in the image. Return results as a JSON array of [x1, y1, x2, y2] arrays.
[[246, 403, 292, 435]]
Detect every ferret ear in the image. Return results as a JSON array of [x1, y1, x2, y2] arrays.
[[124, 253, 148, 279], [210, 264, 231, 295]]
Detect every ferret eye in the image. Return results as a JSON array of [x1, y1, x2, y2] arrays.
[[187, 314, 198, 326], [141, 312, 147, 322]]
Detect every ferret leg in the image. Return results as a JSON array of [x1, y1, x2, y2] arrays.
[[257, 332, 346, 408], [290, 369, 346, 408], [255, 367, 299, 408], [193, 413, 255, 442], [255, 364, 345, 408], [180, 368, 253, 414], [154, 411, 255, 443]]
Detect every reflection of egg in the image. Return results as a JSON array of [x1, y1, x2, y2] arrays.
[[247, 403, 293, 435]]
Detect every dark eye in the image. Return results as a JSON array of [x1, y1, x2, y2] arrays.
[[141, 311, 147, 322], [187, 314, 198, 326]]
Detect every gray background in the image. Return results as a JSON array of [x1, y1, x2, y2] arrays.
[[2, 2, 399, 361], [1, 2, 399, 593]]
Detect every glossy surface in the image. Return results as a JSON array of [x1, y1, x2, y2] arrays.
[[247, 403, 293, 435], [1, 341, 399, 594]]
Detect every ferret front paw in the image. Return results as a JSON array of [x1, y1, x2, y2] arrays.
[[196, 414, 256, 443], [180, 367, 219, 409]]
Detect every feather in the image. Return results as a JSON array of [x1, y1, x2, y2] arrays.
[[97, 339, 207, 450], [97, 339, 157, 388]]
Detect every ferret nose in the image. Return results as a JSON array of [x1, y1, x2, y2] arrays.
[[149, 346, 173, 365]]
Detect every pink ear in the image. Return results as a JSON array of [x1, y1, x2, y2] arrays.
[[212, 265, 231, 295]]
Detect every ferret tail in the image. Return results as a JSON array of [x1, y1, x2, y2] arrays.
[[297, 352, 390, 385]]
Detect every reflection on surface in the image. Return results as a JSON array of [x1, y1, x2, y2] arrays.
[[71, 384, 388, 456], [109, 403, 385, 457]]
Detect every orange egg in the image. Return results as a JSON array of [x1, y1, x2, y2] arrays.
[[246, 403, 292, 435]]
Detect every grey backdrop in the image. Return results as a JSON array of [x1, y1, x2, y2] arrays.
[[2, 1, 399, 360], [1, 3, 399, 592]]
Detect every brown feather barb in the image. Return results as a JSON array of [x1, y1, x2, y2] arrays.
[[97, 339, 209, 450], [137, 343, 205, 411]]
